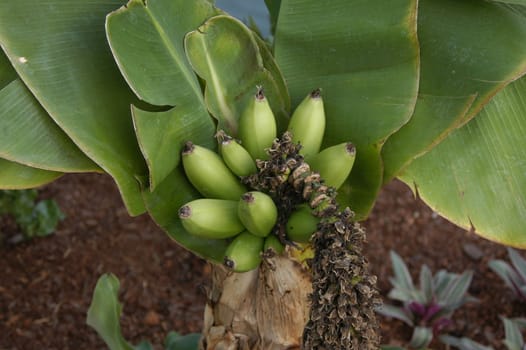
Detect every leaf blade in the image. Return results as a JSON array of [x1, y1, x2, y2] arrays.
[[0, 0, 148, 215], [0, 158, 62, 189], [142, 166, 229, 262], [274, 0, 420, 218], [185, 15, 289, 136], [383, 0, 526, 182], [106, 0, 217, 107], [131, 105, 215, 191], [399, 75, 526, 246], [0, 78, 100, 172]]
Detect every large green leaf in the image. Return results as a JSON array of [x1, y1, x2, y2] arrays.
[[399, 75, 526, 247], [185, 15, 290, 136], [1, 48, 98, 173], [0, 79, 101, 173], [107, 0, 219, 190], [142, 166, 229, 262], [0, 158, 62, 189], [254, 34, 290, 105], [106, 0, 218, 107], [382, 0, 526, 182], [491, 0, 526, 5], [0, 49, 17, 90], [274, 0, 419, 218], [0, 0, 147, 215], [264, 0, 281, 36], [132, 105, 215, 190]]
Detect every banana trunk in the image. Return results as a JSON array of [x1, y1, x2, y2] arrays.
[[199, 239, 380, 349], [200, 252, 312, 350]]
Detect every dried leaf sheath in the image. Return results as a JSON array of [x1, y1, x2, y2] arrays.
[[201, 255, 312, 349]]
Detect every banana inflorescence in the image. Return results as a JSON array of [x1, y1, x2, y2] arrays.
[[178, 87, 357, 272]]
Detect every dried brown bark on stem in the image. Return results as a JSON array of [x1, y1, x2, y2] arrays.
[[200, 253, 312, 350]]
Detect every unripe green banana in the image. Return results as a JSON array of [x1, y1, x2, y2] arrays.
[[238, 191, 278, 237], [286, 204, 320, 243], [182, 141, 246, 200], [308, 142, 356, 189], [179, 199, 245, 239], [238, 87, 277, 160], [287, 89, 325, 160], [263, 234, 284, 254], [216, 130, 257, 177], [224, 231, 264, 272]]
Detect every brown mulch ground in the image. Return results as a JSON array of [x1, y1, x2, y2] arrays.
[[0, 173, 524, 349]]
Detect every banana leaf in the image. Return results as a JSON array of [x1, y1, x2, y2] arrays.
[[106, 0, 219, 190], [185, 15, 290, 136], [0, 49, 17, 90], [142, 166, 229, 262], [382, 0, 526, 183], [274, 0, 420, 219], [0, 78, 101, 173], [400, 75, 526, 247], [0, 158, 62, 189], [0, 0, 148, 215]]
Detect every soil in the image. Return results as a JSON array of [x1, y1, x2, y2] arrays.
[[0, 173, 524, 349]]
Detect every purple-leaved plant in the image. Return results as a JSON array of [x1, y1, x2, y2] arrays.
[[440, 317, 526, 350], [377, 251, 477, 349], [489, 248, 526, 302]]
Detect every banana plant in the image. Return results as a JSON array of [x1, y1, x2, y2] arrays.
[[1, 0, 526, 349]]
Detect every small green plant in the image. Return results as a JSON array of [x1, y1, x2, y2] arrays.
[[0, 189, 65, 244], [376, 251, 477, 349], [439, 335, 494, 350], [440, 317, 526, 350], [87, 274, 200, 350], [489, 248, 526, 302]]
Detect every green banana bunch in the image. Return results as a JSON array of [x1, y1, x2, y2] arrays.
[[238, 191, 278, 237], [308, 142, 356, 189], [238, 87, 277, 160], [216, 130, 257, 177], [182, 141, 246, 200], [263, 234, 285, 254], [287, 89, 325, 160], [286, 204, 321, 243], [224, 231, 264, 272], [178, 199, 244, 239], [178, 87, 357, 273]]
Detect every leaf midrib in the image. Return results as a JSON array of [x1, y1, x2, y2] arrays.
[[145, 6, 204, 105]]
